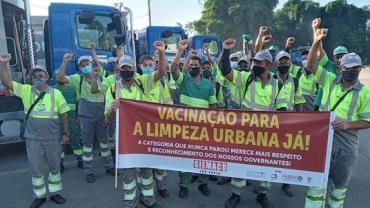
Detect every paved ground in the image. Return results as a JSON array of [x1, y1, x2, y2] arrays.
[[0, 129, 369, 208]]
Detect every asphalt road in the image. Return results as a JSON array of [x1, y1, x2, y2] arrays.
[[0, 129, 369, 208]]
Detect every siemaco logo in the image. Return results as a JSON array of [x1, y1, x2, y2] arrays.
[[193, 160, 227, 172], [282, 174, 304, 183]]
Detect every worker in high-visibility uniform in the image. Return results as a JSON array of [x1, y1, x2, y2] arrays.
[[290, 50, 319, 112], [304, 26, 370, 208], [57, 44, 115, 184], [220, 39, 288, 208], [0, 55, 70, 208], [275, 50, 306, 197], [171, 39, 217, 199], [52, 69, 83, 172], [104, 41, 167, 208], [139, 54, 173, 199]]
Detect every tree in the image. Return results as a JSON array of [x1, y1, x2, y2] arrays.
[[192, 0, 278, 49]]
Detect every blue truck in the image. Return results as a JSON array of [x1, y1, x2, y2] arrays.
[[45, 3, 132, 76], [136, 26, 187, 63], [135, 26, 221, 63], [188, 35, 222, 63], [0, 1, 132, 144]]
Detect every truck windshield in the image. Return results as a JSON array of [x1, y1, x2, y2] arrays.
[[161, 33, 182, 54], [77, 14, 116, 51], [204, 40, 219, 56]]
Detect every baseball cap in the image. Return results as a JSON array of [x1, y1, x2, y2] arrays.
[[340, 53, 363, 68], [77, 56, 92, 66], [230, 51, 243, 60], [118, 55, 135, 68], [107, 57, 117, 63], [268, 45, 279, 53], [333, 46, 348, 56], [30, 65, 48, 75], [238, 57, 250, 64], [251, 50, 273, 63], [276, 51, 291, 61]]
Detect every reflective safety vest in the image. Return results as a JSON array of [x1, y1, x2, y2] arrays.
[[295, 68, 318, 96], [314, 66, 370, 122], [276, 74, 305, 111], [233, 71, 286, 111]]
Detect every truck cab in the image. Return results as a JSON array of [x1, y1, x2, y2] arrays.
[[188, 35, 221, 63], [136, 26, 187, 63], [45, 3, 131, 76]]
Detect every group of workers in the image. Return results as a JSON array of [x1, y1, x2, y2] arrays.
[[0, 17, 370, 208]]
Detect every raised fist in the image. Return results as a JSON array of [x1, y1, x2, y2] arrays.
[[223, 39, 236, 50]]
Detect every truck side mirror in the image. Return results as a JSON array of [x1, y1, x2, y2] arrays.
[[79, 11, 96, 24], [113, 14, 125, 46]]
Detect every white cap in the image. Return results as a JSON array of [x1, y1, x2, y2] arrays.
[[230, 51, 244, 60], [340, 52, 363, 68], [118, 55, 135, 68], [77, 56, 92, 66], [107, 57, 117, 63], [238, 57, 250, 64], [251, 50, 273, 63], [31, 65, 48, 75], [276, 51, 291, 61]]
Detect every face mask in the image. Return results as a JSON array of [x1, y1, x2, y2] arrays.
[[82, 65, 92, 74], [342, 70, 359, 83], [252, 65, 266, 76], [305, 70, 312, 76], [120, 70, 135, 80], [189, 67, 201, 77], [107, 63, 116, 73], [277, 66, 289, 75], [33, 77, 47, 87], [142, 66, 155, 75], [230, 61, 238, 69], [202, 70, 212, 79], [302, 60, 308, 68]]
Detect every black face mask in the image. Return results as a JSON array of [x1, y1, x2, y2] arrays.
[[120, 70, 135, 80], [252, 65, 266, 76], [189, 67, 201, 77], [202, 70, 212, 79], [342, 70, 359, 83], [277, 66, 289, 75], [305, 70, 312, 76]]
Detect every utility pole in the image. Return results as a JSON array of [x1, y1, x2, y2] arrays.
[[147, 0, 152, 26]]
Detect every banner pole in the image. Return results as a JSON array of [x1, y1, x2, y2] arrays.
[[322, 188, 327, 208], [115, 108, 119, 189]]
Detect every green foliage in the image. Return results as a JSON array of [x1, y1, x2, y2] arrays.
[[192, 0, 370, 63]]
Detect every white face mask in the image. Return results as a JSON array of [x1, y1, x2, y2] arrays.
[[230, 61, 238, 69], [302, 60, 308, 68]]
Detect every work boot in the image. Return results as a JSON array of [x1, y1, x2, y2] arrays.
[[86, 173, 96, 183], [217, 177, 231, 185], [60, 160, 65, 173], [141, 202, 163, 208], [29, 198, 46, 208], [179, 186, 188, 199], [158, 189, 170, 198], [256, 193, 274, 208], [225, 193, 241, 208], [50, 194, 66, 204], [105, 168, 116, 176], [76, 156, 83, 169], [191, 175, 198, 183], [282, 184, 294, 197], [198, 184, 210, 196]]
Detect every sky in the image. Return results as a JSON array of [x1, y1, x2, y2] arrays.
[[30, 0, 369, 30]]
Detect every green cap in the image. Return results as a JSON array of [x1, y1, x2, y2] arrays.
[[242, 34, 252, 41], [333, 46, 348, 56], [268, 45, 279, 53]]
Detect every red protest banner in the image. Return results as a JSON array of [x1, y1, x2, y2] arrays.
[[117, 99, 334, 187]]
